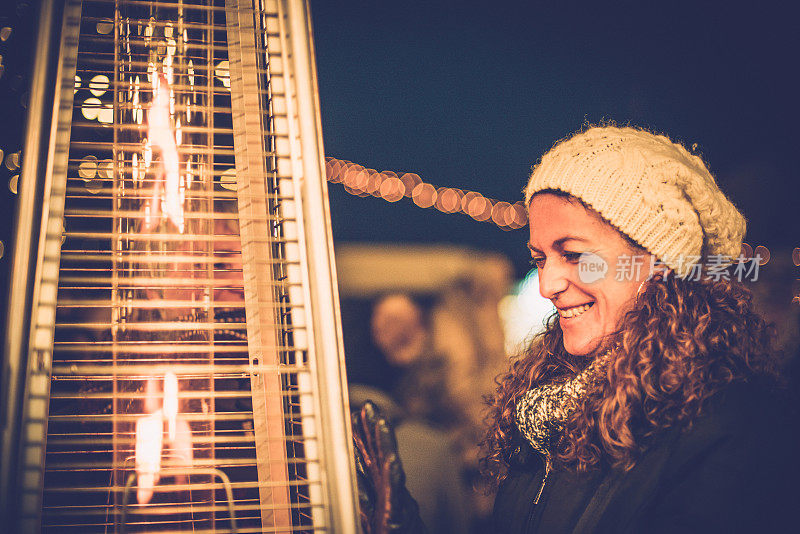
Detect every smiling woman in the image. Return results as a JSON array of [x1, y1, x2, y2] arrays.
[[527, 191, 654, 357], [480, 126, 798, 534]]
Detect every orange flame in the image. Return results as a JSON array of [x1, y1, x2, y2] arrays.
[[134, 372, 193, 504], [145, 74, 183, 232], [134, 411, 163, 505]]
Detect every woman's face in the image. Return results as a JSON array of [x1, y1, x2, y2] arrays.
[[528, 193, 653, 356]]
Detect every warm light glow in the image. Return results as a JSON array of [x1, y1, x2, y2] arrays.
[[323, 157, 529, 230], [492, 201, 511, 227], [81, 97, 102, 120], [132, 153, 139, 184], [163, 372, 178, 441], [503, 203, 518, 227], [412, 182, 436, 208], [97, 104, 114, 125], [341, 164, 360, 188], [511, 202, 528, 226], [468, 195, 491, 221], [437, 187, 460, 213], [380, 176, 405, 202], [78, 155, 98, 179], [220, 167, 237, 191], [325, 158, 339, 182], [146, 74, 184, 232], [461, 191, 480, 213], [89, 74, 110, 97], [98, 159, 113, 180], [215, 60, 231, 89], [399, 173, 421, 197], [135, 411, 163, 505], [96, 21, 113, 35], [366, 169, 383, 197], [134, 372, 193, 504], [353, 168, 370, 193], [333, 160, 349, 183], [754, 245, 770, 266], [740, 242, 753, 260], [133, 76, 143, 124]]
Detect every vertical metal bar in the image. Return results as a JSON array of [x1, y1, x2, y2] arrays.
[[112, 1, 123, 528], [225, 0, 292, 529], [281, 0, 361, 531], [0, 0, 82, 530]]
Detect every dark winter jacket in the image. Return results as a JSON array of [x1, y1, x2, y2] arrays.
[[492, 379, 799, 533]]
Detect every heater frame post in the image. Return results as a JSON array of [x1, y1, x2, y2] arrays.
[[0, 0, 81, 531], [225, 0, 294, 529]]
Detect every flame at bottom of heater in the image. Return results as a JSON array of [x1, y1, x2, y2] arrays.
[[135, 373, 193, 505]]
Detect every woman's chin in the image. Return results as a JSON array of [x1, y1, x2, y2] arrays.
[[563, 334, 602, 357]]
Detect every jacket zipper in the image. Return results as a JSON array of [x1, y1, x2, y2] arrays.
[[533, 456, 551, 505], [525, 455, 551, 531]]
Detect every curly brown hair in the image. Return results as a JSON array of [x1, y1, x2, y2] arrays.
[[481, 274, 777, 487]]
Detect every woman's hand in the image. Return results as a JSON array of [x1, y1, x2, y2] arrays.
[[351, 401, 425, 534]]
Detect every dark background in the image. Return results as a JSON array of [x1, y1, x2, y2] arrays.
[[309, 0, 799, 278]]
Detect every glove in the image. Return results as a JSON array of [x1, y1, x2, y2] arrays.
[[351, 401, 426, 534]]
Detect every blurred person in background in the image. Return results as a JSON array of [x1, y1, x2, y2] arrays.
[[371, 293, 463, 428], [368, 258, 515, 532], [355, 293, 470, 532]]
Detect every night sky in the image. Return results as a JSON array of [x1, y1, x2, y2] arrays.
[[309, 1, 799, 277]]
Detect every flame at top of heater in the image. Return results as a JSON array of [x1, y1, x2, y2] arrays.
[[143, 74, 185, 233]]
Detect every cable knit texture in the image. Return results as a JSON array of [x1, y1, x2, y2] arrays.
[[524, 126, 746, 277]]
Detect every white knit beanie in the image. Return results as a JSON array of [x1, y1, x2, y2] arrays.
[[524, 126, 746, 278]]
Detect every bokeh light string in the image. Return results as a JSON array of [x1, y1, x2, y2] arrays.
[[324, 157, 529, 231]]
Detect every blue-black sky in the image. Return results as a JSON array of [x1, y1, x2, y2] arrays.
[[309, 0, 798, 276]]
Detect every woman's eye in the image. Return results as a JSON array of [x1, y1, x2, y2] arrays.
[[564, 252, 582, 263], [530, 257, 546, 268]]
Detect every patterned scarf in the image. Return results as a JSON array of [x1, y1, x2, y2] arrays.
[[515, 352, 611, 463]]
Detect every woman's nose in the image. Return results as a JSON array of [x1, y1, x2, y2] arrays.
[[537, 262, 570, 300]]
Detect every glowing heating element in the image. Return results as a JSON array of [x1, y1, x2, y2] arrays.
[[134, 373, 192, 505], [145, 75, 184, 232], [134, 411, 162, 505]]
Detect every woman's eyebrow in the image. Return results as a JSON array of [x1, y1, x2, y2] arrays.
[[527, 236, 590, 253]]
